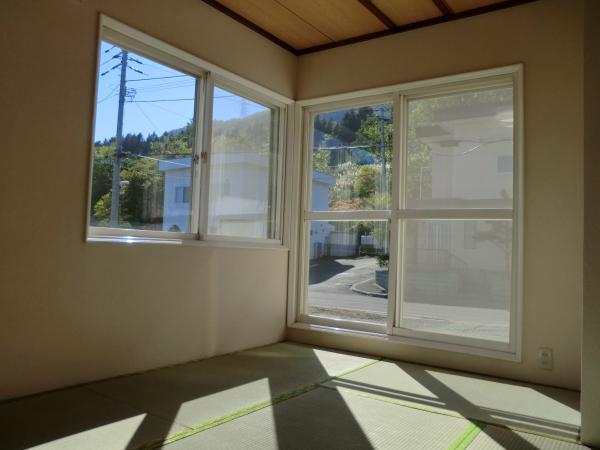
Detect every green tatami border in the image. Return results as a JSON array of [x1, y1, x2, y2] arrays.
[[320, 384, 581, 445], [448, 421, 483, 450], [135, 358, 383, 449]]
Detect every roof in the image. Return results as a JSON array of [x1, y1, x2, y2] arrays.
[[159, 155, 336, 185]]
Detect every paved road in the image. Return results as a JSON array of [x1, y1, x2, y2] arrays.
[[308, 256, 509, 342], [308, 256, 387, 313]]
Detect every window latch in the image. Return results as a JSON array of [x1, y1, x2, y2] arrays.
[[193, 152, 208, 164]]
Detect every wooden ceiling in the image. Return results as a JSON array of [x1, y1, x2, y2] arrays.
[[203, 0, 537, 55]]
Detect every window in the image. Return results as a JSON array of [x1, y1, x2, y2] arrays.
[[294, 66, 522, 357], [88, 18, 287, 244], [208, 86, 279, 239], [175, 186, 191, 204], [302, 102, 392, 328], [90, 42, 197, 233]]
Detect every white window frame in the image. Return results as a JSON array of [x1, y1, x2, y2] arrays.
[[86, 15, 292, 248], [288, 65, 523, 360]]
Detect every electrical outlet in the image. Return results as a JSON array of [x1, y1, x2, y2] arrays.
[[538, 347, 553, 370]]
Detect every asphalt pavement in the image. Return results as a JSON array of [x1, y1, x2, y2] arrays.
[[307, 256, 509, 342]]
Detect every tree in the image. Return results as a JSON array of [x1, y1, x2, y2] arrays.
[[313, 148, 331, 174], [354, 165, 378, 200], [333, 106, 373, 143], [474, 221, 512, 276]]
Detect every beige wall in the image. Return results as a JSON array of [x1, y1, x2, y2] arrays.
[[0, 0, 587, 400], [0, 0, 294, 401], [581, 0, 600, 444], [291, 0, 584, 390]]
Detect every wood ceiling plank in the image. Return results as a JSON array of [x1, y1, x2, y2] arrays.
[[372, 0, 442, 26], [216, 0, 332, 49], [445, 0, 507, 13], [277, 0, 387, 42]]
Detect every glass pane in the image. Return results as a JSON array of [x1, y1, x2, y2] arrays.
[[400, 219, 512, 343], [307, 221, 389, 325], [208, 86, 276, 239], [90, 41, 196, 232], [406, 87, 514, 209], [312, 104, 393, 211]]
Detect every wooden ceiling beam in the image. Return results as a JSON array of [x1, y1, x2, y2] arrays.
[[431, 0, 454, 16], [357, 0, 396, 29], [201, 0, 300, 54]]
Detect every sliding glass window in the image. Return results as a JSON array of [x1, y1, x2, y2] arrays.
[[90, 41, 199, 234], [296, 68, 522, 357], [208, 85, 280, 240], [300, 101, 393, 332], [88, 22, 286, 244], [397, 86, 515, 347]]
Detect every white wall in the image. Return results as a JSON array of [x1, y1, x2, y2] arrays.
[[0, 0, 294, 401]]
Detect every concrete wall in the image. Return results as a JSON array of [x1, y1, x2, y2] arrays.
[[0, 0, 294, 401], [291, 0, 584, 390], [581, 0, 600, 444]]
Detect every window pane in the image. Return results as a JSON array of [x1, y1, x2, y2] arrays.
[[312, 104, 393, 211], [400, 219, 512, 343], [208, 87, 276, 239], [90, 41, 196, 232], [406, 87, 513, 209], [307, 221, 389, 325]]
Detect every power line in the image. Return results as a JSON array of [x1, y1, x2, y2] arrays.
[[143, 61, 182, 75], [131, 81, 195, 94], [128, 98, 194, 103], [97, 85, 120, 104], [126, 75, 188, 82], [99, 52, 122, 67], [133, 102, 159, 134], [144, 101, 194, 121]]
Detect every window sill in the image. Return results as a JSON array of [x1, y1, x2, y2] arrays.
[[287, 321, 521, 362], [86, 234, 289, 251]]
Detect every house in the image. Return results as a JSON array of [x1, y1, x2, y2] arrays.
[[160, 157, 335, 243], [1, 1, 599, 449]]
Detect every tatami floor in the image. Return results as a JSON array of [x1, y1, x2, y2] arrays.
[[0, 342, 588, 450]]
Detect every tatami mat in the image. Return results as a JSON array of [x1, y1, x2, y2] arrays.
[[322, 359, 581, 441], [0, 342, 376, 450], [160, 386, 472, 450], [467, 425, 590, 449], [87, 342, 377, 429], [0, 387, 186, 450], [0, 342, 586, 450]]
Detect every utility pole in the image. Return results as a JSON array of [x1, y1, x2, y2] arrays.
[[110, 50, 128, 227]]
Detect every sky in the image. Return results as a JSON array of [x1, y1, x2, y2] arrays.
[[94, 41, 267, 142]]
